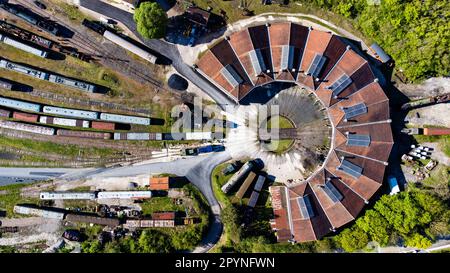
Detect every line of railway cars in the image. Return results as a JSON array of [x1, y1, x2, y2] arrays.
[[0, 19, 92, 62], [0, 1, 60, 36], [82, 19, 157, 64], [0, 59, 97, 92], [0, 32, 48, 58]]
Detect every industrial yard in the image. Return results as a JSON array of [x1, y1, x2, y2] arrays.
[[0, 0, 448, 258]]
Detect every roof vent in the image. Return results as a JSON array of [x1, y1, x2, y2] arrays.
[[346, 45, 351, 50], [374, 78, 379, 82], [265, 23, 271, 27], [225, 36, 230, 40]]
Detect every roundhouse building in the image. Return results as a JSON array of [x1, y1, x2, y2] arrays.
[[196, 22, 393, 242]]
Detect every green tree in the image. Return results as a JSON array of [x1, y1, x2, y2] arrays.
[[335, 227, 369, 252], [405, 233, 432, 249], [221, 205, 242, 244], [138, 230, 174, 253], [133, 2, 167, 39], [356, 210, 390, 246]]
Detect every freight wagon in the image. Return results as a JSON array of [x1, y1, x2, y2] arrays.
[[13, 205, 64, 220], [0, 59, 48, 80], [235, 172, 256, 199], [91, 121, 116, 131], [48, 75, 96, 93], [113, 132, 163, 140], [0, 120, 55, 135], [0, 19, 54, 49], [39, 116, 90, 128], [0, 78, 13, 90], [0, 96, 41, 112], [56, 129, 111, 139], [100, 113, 150, 125], [185, 132, 212, 140], [0, 33, 48, 58], [40, 192, 96, 200], [97, 191, 152, 199], [65, 214, 119, 227], [12, 111, 39, 123], [0, 108, 11, 117], [43, 106, 99, 120], [163, 132, 186, 140], [221, 161, 255, 194], [103, 30, 157, 64]]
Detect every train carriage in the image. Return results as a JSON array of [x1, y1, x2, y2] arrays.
[[0, 59, 49, 80], [39, 116, 90, 128], [0, 120, 54, 135], [12, 111, 39, 123], [43, 106, 99, 120], [0, 96, 41, 112], [48, 75, 96, 93], [100, 113, 150, 125], [56, 129, 111, 140]]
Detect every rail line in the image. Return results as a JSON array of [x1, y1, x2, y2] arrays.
[[12, 0, 164, 89]]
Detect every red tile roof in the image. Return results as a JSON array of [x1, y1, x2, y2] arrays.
[[197, 23, 392, 242]]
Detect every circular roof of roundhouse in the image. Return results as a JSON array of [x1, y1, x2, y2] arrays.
[[196, 22, 393, 243]]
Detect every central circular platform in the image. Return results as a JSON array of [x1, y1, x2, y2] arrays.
[[225, 84, 331, 181]]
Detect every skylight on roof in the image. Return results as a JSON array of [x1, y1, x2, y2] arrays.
[[343, 103, 367, 120], [338, 159, 363, 178], [307, 54, 326, 78], [297, 195, 315, 219], [346, 134, 371, 147], [323, 180, 343, 203], [281, 45, 294, 71], [249, 49, 266, 76], [221, 65, 243, 88], [328, 74, 352, 98]]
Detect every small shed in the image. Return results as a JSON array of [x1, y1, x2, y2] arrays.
[[149, 177, 170, 191], [370, 43, 391, 63]]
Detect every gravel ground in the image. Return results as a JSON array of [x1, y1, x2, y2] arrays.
[[405, 104, 450, 128], [397, 77, 450, 99]]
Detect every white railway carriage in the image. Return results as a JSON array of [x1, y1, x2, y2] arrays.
[[185, 132, 213, 140], [48, 75, 96, 93], [39, 116, 90, 128], [43, 106, 99, 120], [0, 97, 41, 112], [103, 30, 157, 64], [40, 192, 96, 200], [0, 33, 49, 58], [13, 205, 65, 220], [100, 113, 150, 125], [0, 120, 55, 135], [0, 59, 48, 80], [97, 191, 152, 199]]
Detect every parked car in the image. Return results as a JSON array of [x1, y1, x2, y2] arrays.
[[33, 1, 47, 9], [62, 229, 82, 242]]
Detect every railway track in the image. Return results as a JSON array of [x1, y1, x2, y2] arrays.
[[0, 127, 159, 154], [12, 0, 164, 89]]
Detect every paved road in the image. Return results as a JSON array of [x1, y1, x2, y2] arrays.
[[0, 151, 231, 252], [78, 0, 236, 109], [0, 168, 94, 186]]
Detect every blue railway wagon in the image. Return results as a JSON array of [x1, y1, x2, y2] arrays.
[[43, 106, 99, 120], [0, 96, 41, 112], [100, 113, 150, 125], [48, 75, 96, 93], [0, 59, 48, 80]]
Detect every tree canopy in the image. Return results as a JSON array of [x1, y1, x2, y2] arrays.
[[133, 2, 168, 39], [334, 190, 449, 252], [303, 0, 450, 82]]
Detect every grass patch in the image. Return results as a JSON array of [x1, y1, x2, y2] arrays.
[[0, 183, 40, 217], [140, 197, 184, 216], [0, 135, 120, 159]]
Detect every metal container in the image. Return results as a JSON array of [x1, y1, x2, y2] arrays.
[[91, 121, 115, 131], [13, 111, 39, 123]]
